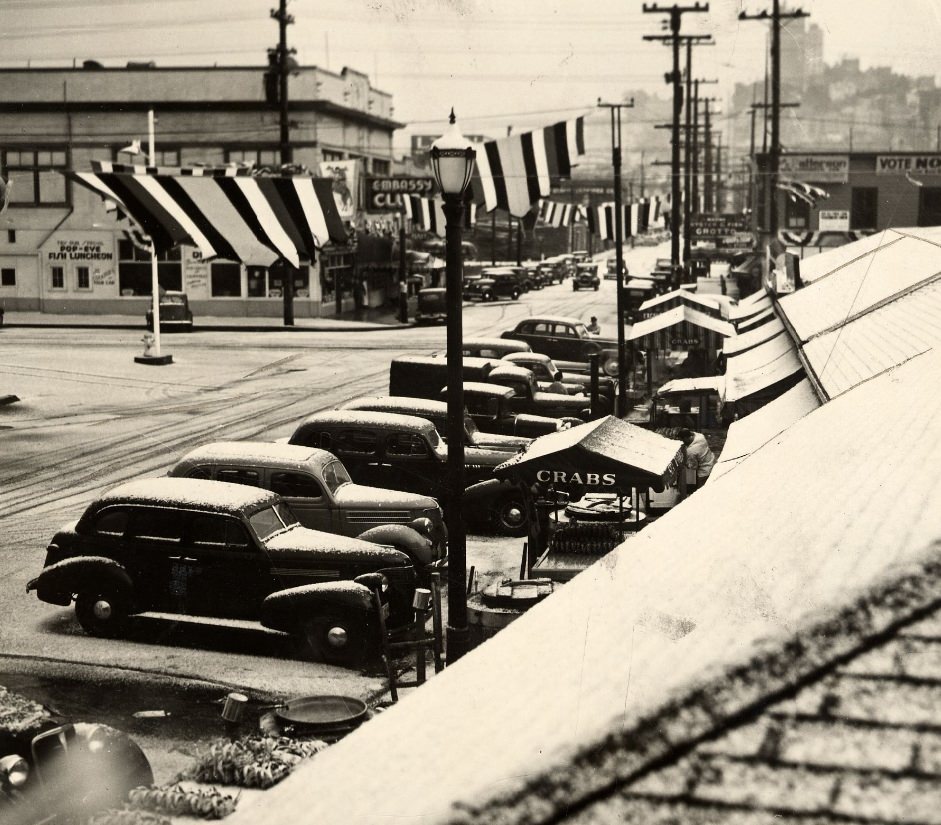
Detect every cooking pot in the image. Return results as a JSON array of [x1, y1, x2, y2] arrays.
[[266, 695, 368, 735]]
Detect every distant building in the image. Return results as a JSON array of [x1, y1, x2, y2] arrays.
[[0, 63, 402, 317], [753, 149, 941, 253]]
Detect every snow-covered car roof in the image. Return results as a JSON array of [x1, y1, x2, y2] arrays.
[[97, 477, 276, 513]]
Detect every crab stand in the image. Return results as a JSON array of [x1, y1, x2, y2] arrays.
[[494, 416, 684, 581]]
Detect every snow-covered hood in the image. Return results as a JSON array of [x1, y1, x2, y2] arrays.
[[334, 483, 438, 513], [532, 391, 588, 410], [265, 525, 410, 567]]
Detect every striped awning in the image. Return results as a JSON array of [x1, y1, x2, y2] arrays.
[[69, 162, 348, 267]]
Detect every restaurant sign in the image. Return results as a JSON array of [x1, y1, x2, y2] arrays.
[[535, 470, 617, 487], [364, 176, 435, 212], [876, 154, 941, 174], [778, 155, 849, 183]]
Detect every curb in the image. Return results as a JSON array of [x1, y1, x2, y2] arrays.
[[2, 321, 414, 333]]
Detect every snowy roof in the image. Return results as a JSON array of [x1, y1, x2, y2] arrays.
[[342, 396, 448, 416], [100, 477, 273, 511], [724, 324, 797, 376], [709, 378, 820, 482], [728, 291, 771, 320], [722, 316, 785, 355], [723, 340, 804, 403], [734, 304, 775, 331], [656, 376, 724, 397], [627, 305, 736, 341], [225, 349, 941, 825], [173, 441, 328, 468], [296, 410, 437, 432], [638, 288, 721, 314]]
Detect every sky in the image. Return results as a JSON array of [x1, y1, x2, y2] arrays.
[[2, 0, 940, 140]]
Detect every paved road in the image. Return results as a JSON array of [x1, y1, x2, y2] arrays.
[[0, 245, 671, 766]]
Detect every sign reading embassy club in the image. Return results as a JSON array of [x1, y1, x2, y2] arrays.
[[365, 176, 435, 212]]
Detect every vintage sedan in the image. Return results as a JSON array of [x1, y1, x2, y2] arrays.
[[26, 478, 417, 665], [573, 263, 600, 291], [502, 351, 615, 412], [501, 315, 622, 377], [462, 273, 521, 302], [167, 441, 446, 573], [415, 288, 447, 325], [145, 291, 194, 332]]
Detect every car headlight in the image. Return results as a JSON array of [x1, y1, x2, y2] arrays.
[[0, 754, 30, 788], [410, 517, 434, 537]]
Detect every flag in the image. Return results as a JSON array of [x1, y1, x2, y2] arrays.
[[69, 162, 348, 267], [471, 115, 587, 217]]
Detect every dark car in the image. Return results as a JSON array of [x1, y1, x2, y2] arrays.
[[463, 273, 521, 302], [501, 315, 622, 377], [448, 337, 531, 359], [288, 411, 532, 535], [389, 355, 498, 400], [145, 291, 193, 331], [573, 263, 600, 291], [538, 260, 566, 285], [486, 364, 591, 422], [459, 382, 567, 439], [415, 287, 447, 325], [26, 478, 417, 665], [523, 264, 546, 290], [341, 395, 531, 453], [502, 351, 615, 413], [605, 258, 628, 280]]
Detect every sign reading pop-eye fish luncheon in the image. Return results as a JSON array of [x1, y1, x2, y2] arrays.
[[876, 154, 941, 174], [778, 155, 849, 183]]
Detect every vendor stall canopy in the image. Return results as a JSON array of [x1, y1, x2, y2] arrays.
[[68, 162, 349, 267], [495, 415, 683, 492]]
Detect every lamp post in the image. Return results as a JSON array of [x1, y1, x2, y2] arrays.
[[430, 109, 476, 665]]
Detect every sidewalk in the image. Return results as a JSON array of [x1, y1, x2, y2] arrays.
[[0, 304, 411, 333]]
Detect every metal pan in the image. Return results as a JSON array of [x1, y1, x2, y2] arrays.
[[273, 695, 368, 731]]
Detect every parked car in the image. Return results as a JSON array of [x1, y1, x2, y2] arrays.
[[389, 355, 498, 400], [605, 258, 628, 280], [433, 337, 530, 360], [522, 263, 546, 290], [287, 411, 532, 535], [167, 441, 446, 573], [145, 290, 193, 331], [486, 364, 591, 422], [538, 260, 566, 285], [459, 382, 568, 439], [341, 396, 530, 453], [573, 263, 600, 291], [463, 273, 521, 302], [501, 315, 622, 377], [26, 478, 418, 665], [502, 351, 615, 412], [415, 287, 447, 325]]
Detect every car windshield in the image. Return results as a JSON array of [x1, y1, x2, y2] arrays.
[[161, 295, 186, 305], [322, 459, 352, 494], [249, 502, 298, 541]]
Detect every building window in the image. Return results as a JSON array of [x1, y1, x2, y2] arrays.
[[225, 148, 279, 168], [1, 149, 69, 206], [117, 239, 182, 296], [210, 262, 242, 297], [784, 193, 810, 229], [851, 188, 878, 230], [7, 230, 15, 243], [322, 149, 344, 162], [246, 264, 309, 298], [76, 266, 91, 290], [918, 188, 941, 227], [371, 158, 390, 176], [51, 266, 65, 289], [112, 147, 179, 166], [1, 267, 14, 286]]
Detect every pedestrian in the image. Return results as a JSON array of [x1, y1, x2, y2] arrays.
[[586, 316, 601, 335], [678, 428, 715, 493]]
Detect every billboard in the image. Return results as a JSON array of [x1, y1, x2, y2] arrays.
[[319, 159, 360, 220], [778, 155, 849, 183]]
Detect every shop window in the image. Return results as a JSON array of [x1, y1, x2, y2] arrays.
[[322, 150, 344, 162], [2, 149, 69, 206], [117, 240, 181, 296], [372, 158, 391, 175], [210, 262, 242, 297], [51, 266, 65, 289], [225, 148, 279, 168], [784, 194, 810, 229], [918, 188, 941, 227], [1, 268, 14, 286], [7, 230, 15, 243], [851, 188, 878, 230], [76, 266, 91, 290]]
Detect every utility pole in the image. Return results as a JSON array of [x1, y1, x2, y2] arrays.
[[715, 134, 723, 211], [598, 97, 635, 418], [740, 0, 809, 241], [703, 99, 713, 210], [271, 0, 296, 326], [640, 150, 646, 198], [643, 2, 709, 289]]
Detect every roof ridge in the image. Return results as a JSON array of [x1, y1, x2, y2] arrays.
[[449, 545, 941, 825]]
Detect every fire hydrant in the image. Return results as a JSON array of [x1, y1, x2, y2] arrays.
[[141, 332, 156, 357]]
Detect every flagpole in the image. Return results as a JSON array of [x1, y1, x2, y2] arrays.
[[147, 109, 162, 359]]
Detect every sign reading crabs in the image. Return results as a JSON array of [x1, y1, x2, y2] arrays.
[[536, 470, 617, 486]]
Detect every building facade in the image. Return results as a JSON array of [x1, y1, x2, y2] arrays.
[[0, 63, 401, 317]]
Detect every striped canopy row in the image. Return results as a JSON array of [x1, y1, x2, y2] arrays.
[[69, 162, 349, 267]]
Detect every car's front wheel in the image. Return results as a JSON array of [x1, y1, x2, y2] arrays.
[[75, 590, 128, 638], [511, 289, 520, 300], [300, 614, 368, 667], [594, 284, 599, 291]]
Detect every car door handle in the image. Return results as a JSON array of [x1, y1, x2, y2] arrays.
[[169, 556, 197, 563]]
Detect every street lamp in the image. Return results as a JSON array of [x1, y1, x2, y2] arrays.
[[430, 109, 476, 665]]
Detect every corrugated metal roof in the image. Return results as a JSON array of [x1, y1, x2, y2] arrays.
[[709, 379, 820, 481], [798, 229, 902, 284], [802, 277, 941, 399], [724, 326, 796, 376], [638, 289, 723, 314], [722, 316, 785, 355], [627, 305, 736, 341], [780, 233, 941, 342], [729, 292, 772, 320]]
